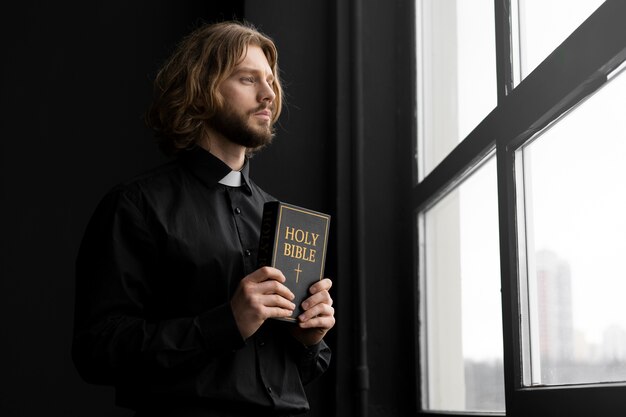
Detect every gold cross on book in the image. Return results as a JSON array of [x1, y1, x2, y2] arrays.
[[294, 263, 303, 284]]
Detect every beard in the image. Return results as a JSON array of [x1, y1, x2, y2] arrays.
[[210, 103, 275, 150]]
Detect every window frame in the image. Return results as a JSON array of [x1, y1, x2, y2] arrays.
[[412, 0, 626, 415]]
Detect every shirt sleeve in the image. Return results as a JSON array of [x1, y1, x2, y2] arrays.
[[292, 338, 332, 386], [71, 187, 245, 385]]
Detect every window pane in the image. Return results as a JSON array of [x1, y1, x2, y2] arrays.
[[517, 65, 626, 386], [514, 0, 605, 83], [420, 156, 504, 412], [416, 0, 497, 181]]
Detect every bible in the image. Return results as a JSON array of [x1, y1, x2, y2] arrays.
[[257, 201, 331, 322]]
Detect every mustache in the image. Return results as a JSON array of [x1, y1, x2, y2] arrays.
[[250, 104, 273, 114]]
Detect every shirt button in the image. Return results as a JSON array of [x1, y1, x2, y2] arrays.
[[266, 386, 273, 394], [234, 207, 241, 214], [245, 249, 251, 256], [258, 340, 265, 347]]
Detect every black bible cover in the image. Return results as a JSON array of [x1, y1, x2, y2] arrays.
[[257, 201, 331, 322]]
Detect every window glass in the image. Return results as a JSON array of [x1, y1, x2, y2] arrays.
[[514, 0, 605, 83], [416, 0, 497, 181], [517, 65, 626, 386], [420, 156, 504, 412]]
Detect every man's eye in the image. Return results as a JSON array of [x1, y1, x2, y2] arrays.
[[242, 76, 255, 84]]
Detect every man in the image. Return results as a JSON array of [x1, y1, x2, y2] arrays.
[[72, 21, 334, 417]]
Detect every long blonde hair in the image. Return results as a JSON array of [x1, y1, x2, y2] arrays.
[[146, 21, 283, 155]]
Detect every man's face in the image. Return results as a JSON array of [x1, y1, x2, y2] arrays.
[[212, 45, 277, 149]]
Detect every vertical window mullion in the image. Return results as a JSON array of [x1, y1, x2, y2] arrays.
[[495, 140, 522, 412], [494, 0, 519, 413], [494, 0, 515, 103]]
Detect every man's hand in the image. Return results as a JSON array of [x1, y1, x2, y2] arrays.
[[291, 278, 335, 347], [231, 266, 296, 340]]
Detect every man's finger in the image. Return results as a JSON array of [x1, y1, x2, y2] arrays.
[[260, 293, 296, 311], [266, 306, 297, 319], [298, 313, 336, 330], [309, 278, 332, 294], [301, 290, 333, 310], [246, 266, 286, 283], [299, 303, 334, 322], [257, 279, 295, 301]]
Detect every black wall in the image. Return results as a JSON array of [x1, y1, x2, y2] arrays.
[[332, 2, 417, 416], [1, 1, 416, 416], [1, 2, 242, 416]]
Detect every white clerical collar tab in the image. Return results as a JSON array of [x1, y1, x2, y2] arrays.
[[218, 170, 243, 187]]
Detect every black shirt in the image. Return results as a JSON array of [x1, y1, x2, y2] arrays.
[[72, 147, 330, 415]]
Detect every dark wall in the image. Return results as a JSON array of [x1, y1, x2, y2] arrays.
[[1, 2, 242, 416], [359, 1, 416, 415], [332, 1, 416, 416], [245, 2, 332, 214], [1, 1, 416, 416]]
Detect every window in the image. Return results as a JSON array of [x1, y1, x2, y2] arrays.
[[415, 0, 497, 181], [512, 0, 606, 83], [517, 64, 626, 387], [414, 0, 626, 415], [420, 155, 504, 413]]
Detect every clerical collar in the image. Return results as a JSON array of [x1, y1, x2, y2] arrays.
[[179, 146, 251, 192], [218, 170, 243, 187]]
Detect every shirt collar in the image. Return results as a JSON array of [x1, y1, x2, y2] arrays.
[[179, 146, 251, 191], [218, 170, 243, 187]]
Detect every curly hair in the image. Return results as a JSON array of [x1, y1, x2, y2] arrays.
[[146, 21, 283, 156]]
